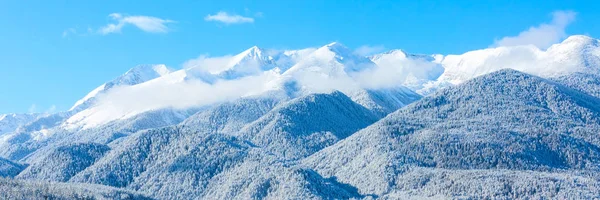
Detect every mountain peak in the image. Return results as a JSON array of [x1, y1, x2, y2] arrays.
[[215, 45, 277, 79], [322, 42, 350, 53], [69, 64, 174, 111], [563, 35, 597, 44], [386, 49, 408, 55], [241, 46, 263, 56], [125, 64, 171, 76], [326, 41, 343, 47], [109, 64, 174, 87], [371, 49, 409, 59]]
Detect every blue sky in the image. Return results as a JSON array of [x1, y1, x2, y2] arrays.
[[0, 0, 597, 114]]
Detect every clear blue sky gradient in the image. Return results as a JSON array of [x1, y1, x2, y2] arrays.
[[0, 0, 598, 113]]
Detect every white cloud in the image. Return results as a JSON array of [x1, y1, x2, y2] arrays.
[[99, 13, 175, 34], [28, 104, 37, 113], [205, 12, 255, 24], [62, 28, 77, 38], [45, 105, 57, 114], [356, 58, 444, 89], [354, 45, 385, 56], [69, 71, 278, 128], [493, 10, 577, 49], [182, 54, 235, 74]]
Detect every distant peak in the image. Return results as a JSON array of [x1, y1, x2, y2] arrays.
[[326, 42, 343, 47], [324, 42, 349, 51], [249, 45, 261, 52], [562, 35, 598, 45], [382, 49, 409, 57], [318, 42, 353, 56], [126, 64, 172, 76], [242, 46, 263, 55]]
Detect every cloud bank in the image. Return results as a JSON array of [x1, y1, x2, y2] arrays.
[[493, 10, 577, 49], [67, 71, 278, 128]]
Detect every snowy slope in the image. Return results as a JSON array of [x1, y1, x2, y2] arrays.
[[554, 72, 600, 99], [365, 35, 600, 95], [283, 42, 376, 78], [0, 177, 151, 200], [379, 167, 600, 199], [0, 113, 40, 136], [0, 64, 176, 139], [18, 143, 110, 182], [303, 69, 600, 197], [235, 91, 379, 160], [44, 91, 374, 199], [181, 92, 286, 133], [69, 127, 365, 199], [215, 46, 277, 79], [70, 64, 173, 112], [438, 35, 600, 84], [349, 87, 422, 117], [0, 107, 198, 163], [0, 157, 25, 178]]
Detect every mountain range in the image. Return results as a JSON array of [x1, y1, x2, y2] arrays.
[[1, 35, 600, 199]]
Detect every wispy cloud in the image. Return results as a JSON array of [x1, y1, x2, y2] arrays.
[[28, 104, 37, 113], [493, 10, 577, 49], [205, 11, 255, 24], [62, 28, 77, 38], [99, 13, 175, 34], [62, 27, 94, 38], [354, 45, 386, 56], [183, 54, 235, 73], [45, 105, 57, 114]]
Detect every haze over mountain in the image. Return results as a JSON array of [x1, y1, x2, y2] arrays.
[[2, 35, 600, 199]]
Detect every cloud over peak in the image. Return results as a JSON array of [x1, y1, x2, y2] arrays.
[[354, 45, 386, 56], [493, 10, 577, 49], [205, 11, 255, 24], [99, 13, 175, 34]]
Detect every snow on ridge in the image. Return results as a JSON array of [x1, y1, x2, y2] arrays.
[[0, 113, 41, 136], [438, 34, 600, 84], [36, 35, 600, 129], [69, 64, 174, 111]]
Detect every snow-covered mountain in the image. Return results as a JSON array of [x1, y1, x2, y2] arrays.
[[0, 157, 25, 178], [365, 35, 600, 95], [0, 113, 41, 136], [70, 64, 173, 112], [17, 143, 110, 182], [3, 35, 600, 199], [302, 69, 600, 198], [60, 42, 421, 131], [234, 91, 379, 160], [438, 35, 600, 84]]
